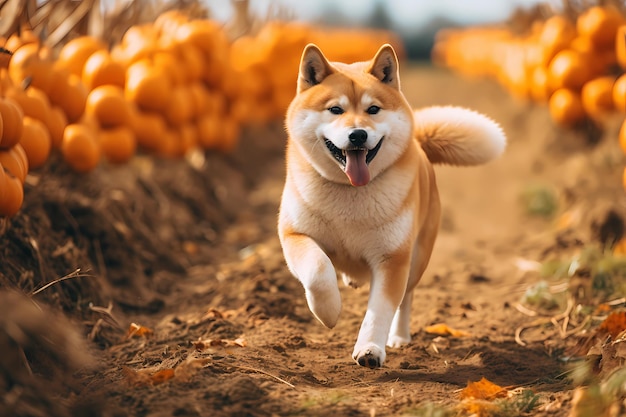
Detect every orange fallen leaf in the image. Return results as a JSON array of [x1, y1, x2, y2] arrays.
[[122, 366, 176, 386], [595, 303, 612, 314], [126, 322, 153, 338], [424, 323, 471, 338], [613, 237, 626, 256], [461, 377, 507, 400], [151, 368, 175, 385], [598, 311, 626, 339]]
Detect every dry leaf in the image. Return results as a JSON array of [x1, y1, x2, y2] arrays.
[[126, 322, 153, 339], [225, 337, 247, 347], [599, 312, 626, 339], [121, 366, 151, 386], [193, 337, 247, 351], [203, 308, 224, 319], [460, 377, 507, 400], [424, 323, 471, 338], [174, 357, 211, 382]]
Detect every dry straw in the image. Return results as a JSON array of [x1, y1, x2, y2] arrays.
[[0, 0, 210, 49]]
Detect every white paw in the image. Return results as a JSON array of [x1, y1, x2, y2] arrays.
[[352, 343, 386, 368], [305, 281, 341, 328], [386, 333, 411, 348]]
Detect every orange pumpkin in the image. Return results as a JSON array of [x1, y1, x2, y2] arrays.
[[19, 116, 51, 169], [163, 86, 193, 126], [0, 172, 23, 216], [548, 88, 586, 128], [580, 76, 615, 121], [56, 36, 106, 77], [0, 96, 24, 149], [576, 6, 624, 48], [536, 15, 576, 66], [5, 86, 51, 123], [0, 144, 28, 183], [85, 85, 131, 128], [129, 107, 166, 153], [8, 43, 54, 93], [61, 124, 101, 172], [125, 60, 172, 112], [46, 105, 68, 149], [82, 49, 126, 90], [548, 49, 591, 91], [98, 125, 136, 163], [617, 25, 626, 71]]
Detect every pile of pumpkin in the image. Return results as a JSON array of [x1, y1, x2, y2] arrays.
[[433, 5, 626, 128], [0, 10, 403, 217]]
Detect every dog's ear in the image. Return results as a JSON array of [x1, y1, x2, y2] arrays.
[[368, 44, 400, 89], [298, 44, 334, 93]]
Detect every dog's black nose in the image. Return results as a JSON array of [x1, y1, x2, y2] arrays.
[[349, 129, 368, 146]]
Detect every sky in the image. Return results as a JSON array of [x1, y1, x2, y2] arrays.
[[209, 0, 549, 32]]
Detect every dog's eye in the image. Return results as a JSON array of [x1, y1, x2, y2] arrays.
[[328, 106, 344, 115], [366, 105, 381, 115]]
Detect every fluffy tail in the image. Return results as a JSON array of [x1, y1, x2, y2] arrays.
[[414, 106, 506, 166]]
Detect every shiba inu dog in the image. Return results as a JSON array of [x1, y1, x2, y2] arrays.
[[278, 43, 506, 368]]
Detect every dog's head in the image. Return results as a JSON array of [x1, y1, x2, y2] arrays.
[[286, 44, 413, 187]]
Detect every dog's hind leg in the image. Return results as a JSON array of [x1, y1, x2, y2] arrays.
[[280, 232, 341, 328], [387, 291, 413, 347], [387, 199, 440, 348]]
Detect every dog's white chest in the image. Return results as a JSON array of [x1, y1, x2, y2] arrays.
[[285, 176, 415, 262]]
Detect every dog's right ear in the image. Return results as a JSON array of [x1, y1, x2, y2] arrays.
[[297, 44, 334, 93]]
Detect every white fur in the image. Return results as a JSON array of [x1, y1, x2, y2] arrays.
[[416, 106, 506, 166]]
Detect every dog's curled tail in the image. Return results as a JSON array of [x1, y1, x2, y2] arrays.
[[415, 106, 506, 166]]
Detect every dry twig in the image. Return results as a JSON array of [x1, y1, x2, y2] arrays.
[[29, 268, 90, 295], [515, 296, 580, 346], [233, 364, 295, 388]]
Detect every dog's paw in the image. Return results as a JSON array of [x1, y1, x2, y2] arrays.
[[386, 333, 411, 348], [352, 344, 386, 368], [305, 282, 341, 328]]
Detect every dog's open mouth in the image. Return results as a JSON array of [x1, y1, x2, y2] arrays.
[[324, 137, 384, 187], [324, 137, 384, 167]]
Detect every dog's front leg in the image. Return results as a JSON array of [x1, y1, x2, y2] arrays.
[[281, 232, 341, 328], [352, 252, 410, 368]]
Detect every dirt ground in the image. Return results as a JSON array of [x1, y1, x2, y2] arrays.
[[1, 64, 625, 417]]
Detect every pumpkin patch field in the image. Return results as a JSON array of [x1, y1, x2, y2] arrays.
[[2, 1, 626, 416]]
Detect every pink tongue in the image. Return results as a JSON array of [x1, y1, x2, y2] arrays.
[[344, 150, 370, 186]]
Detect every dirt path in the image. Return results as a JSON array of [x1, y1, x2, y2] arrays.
[[3, 65, 625, 417]]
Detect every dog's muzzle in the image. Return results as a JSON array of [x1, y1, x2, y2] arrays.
[[324, 137, 384, 167]]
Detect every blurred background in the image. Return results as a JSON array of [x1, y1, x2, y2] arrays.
[[209, 0, 546, 59]]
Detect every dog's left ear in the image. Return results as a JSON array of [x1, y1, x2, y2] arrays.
[[368, 44, 400, 89]]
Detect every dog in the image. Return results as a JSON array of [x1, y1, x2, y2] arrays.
[[278, 43, 506, 368]]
